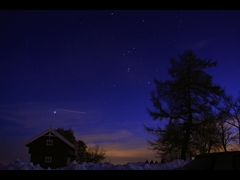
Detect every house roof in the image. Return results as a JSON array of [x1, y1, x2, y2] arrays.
[[24, 126, 76, 150]]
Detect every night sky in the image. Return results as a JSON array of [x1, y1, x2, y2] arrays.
[[0, 10, 240, 165]]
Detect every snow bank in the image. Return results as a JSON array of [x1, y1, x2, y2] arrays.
[[0, 158, 191, 170]]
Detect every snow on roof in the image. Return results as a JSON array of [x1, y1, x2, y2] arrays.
[[24, 126, 76, 150]]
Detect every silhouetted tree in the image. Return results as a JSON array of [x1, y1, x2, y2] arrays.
[[216, 118, 238, 151], [75, 140, 88, 163], [55, 127, 77, 145], [145, 121, 183, 162], [55, 127, 107, 163], [161, 159, 165, 163], [144, 50, 226, 161], [84, 145, 107, 164], [190, 116, 222, 154], [224, 92, 240, 145]]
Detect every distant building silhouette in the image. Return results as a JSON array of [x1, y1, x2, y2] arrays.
[[24, 126, 77, 169]]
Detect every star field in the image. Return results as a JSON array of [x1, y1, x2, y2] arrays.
[[0, 10, 240, 165]]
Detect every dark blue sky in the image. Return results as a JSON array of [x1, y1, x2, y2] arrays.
[[0, 10, 240, 165]]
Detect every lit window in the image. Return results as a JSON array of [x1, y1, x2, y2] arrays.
[[45, 157, 52, 163], [46, 139, 53, 146]]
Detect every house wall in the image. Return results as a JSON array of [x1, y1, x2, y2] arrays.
[[30, 153, 70, 169]]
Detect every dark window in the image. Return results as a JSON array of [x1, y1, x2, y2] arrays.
[[45, 157, 52, 163], [46, 139, 53, 146]]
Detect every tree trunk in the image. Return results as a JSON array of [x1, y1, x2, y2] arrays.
[[181, 76, 192, 160], [238, 127, 240, 145], [181, 118, 192, 160]]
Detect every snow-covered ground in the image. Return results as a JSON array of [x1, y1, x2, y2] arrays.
[[0, 158, 191, 170]]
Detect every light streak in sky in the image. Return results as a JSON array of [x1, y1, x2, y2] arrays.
[[55, 109, 86, 114]]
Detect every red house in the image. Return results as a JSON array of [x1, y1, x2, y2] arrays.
[[24, 126, 77, 169]]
